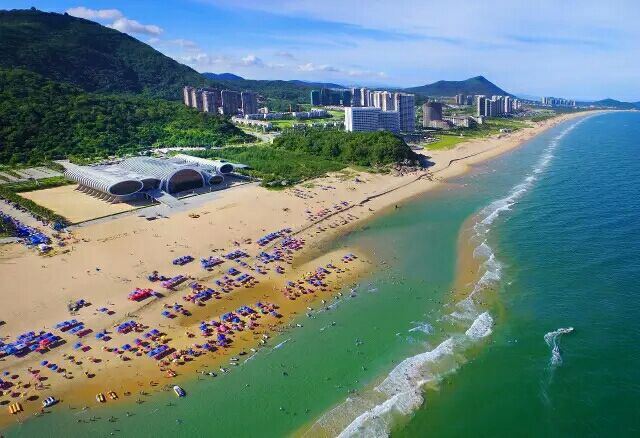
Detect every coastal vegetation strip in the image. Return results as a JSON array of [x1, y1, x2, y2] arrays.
[[190, 130, 417, 186]]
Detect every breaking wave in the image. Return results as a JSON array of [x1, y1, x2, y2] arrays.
[[306, 313, 494, 438], [544, 327, 574, 366]]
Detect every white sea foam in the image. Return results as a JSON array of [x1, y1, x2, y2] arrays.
[[272, 338, 290, 350], [465, 312, 494, 339], [326, 312, 494, 438], [544, 327, 574, 366], [408, 322, 434, 334]]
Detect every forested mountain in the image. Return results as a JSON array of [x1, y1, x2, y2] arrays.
[[405, 76, 511, 97], [0, 9, 214, 99], [0, 69, 251, 164]]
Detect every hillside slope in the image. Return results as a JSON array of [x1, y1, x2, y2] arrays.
[[0, 9, 213, 98], [0, 69, 251, 164], [405, 75, 511, 97]]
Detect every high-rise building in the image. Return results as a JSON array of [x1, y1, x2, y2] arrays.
[[422, 102, 443, 127], [378, 110, 400, 133], [380, 92, 394, 111], [345, 107, 381, 132], [320, 88, 332, 106], [492, 96, 504, 115], [310, 90, 321, 106], [372, 91, 382, 109], [202, 90, 219, 113], [394, 93, 415, 132], [351, 88, 362, 107], [190, 88, 204, 111], [504, 96, 513, 114], [183, 86, 194, 107], [484, 99, 496, 117], [455, 94, 467, 105], [241, 91, 258, 115], [371, 91, 394, 111], [221, 90, 241, 115], [476, 96, 486, 116], [340, 89, 353, 106], [360, 88, 370, 107]]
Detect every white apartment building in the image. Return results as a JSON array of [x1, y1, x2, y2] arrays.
[[345, 107, 380, 132], [344, 107, 399, 133]]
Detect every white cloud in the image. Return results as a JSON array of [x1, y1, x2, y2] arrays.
[[171, 39, 199, 50], [241, 54, 263, 67], [108, 18, 163, 36], [66, 6, 163, 36], [297, 63, 340, 73], [275, 51, 297, 60], [65, 7, 123, 20]]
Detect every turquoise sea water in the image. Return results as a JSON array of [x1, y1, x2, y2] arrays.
[[4, 112, 639, 437]]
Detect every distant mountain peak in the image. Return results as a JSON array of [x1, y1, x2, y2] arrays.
[[203, 72, 245, 81], [404, 76, 510, 97]]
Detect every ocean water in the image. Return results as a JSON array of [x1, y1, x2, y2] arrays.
[[5, 112, 639, 437], [396, 111, 640, 437]]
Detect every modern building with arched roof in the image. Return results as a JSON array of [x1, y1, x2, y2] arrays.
[[63, 155, 243, 204]]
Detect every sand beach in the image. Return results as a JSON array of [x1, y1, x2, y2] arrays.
[[0, 111, 592, 426]]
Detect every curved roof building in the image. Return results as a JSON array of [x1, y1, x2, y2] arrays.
[[64, 164, 144, 197], [173, 154, 235, 174], [118, 157, 207, 193], [64, 155, 239, 203]]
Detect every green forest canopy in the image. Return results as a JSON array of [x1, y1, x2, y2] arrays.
[[0, 68, 253, 165]]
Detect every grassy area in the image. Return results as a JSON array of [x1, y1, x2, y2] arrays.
[[426, 118, 530, 150], [426, 135, 470, 150], [0, 176, 72, 225]]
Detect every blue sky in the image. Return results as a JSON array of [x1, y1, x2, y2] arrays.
[[4, 0, 640, 100]]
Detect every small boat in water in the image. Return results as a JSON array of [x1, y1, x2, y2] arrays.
[[107, 391, 118, 400], [96, 393, 106, 403], [42, 396, 58, 408], [173, 385, 185, 397]]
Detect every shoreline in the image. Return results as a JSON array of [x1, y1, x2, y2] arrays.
[[0, 110, 598, 429]]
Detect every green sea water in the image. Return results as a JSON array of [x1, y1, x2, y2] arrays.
[[4, 111, 639, 437]]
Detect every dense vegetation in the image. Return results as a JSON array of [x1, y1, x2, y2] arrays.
[[0, 176, 71, 224], [273, 130, 417, 167], [0, 9, 214, 99], [197, 146, 346, 186], [191, 130, 417, 186], [0, 68, 253, 164]]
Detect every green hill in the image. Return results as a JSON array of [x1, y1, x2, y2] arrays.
[[0, 9, 213, 99], [405, 76, 511, 97], [0, 68, 252, 164], [590, 99, 637, 110]]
